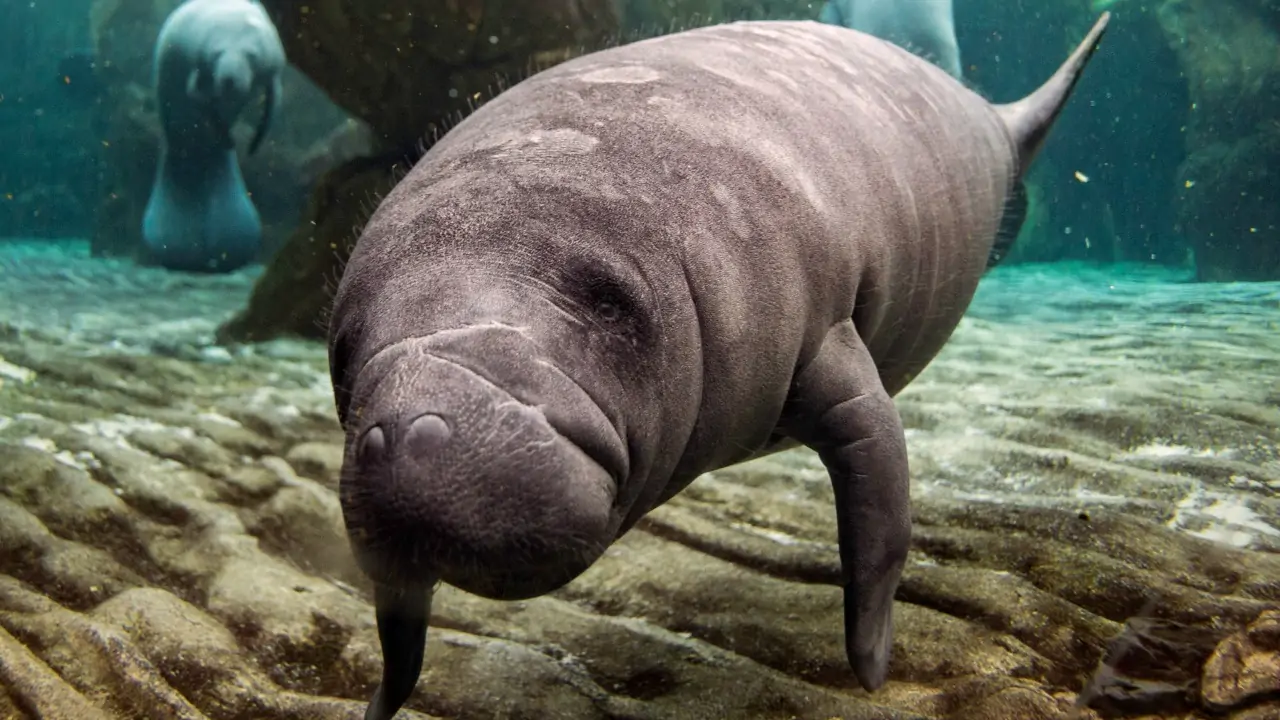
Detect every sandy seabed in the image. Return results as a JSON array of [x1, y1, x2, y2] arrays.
[[0, 238, 1277, 720]]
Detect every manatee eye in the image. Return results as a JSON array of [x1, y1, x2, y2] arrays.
[[595, 299, 623, 323], [584, 275, 633, 326]]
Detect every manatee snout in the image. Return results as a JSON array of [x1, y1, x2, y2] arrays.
[[339, 334, 624, 600], [210, 51, 253, 115]]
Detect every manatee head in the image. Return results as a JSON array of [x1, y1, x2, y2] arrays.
[[327, 178, 697, 600], [186, 1, 283, 127]]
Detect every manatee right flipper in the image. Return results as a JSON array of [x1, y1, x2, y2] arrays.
[[365, 582, 433, 720], [248, 73, 280, 155], [782, 319, 911, 690]]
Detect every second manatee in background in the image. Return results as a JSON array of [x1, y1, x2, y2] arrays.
[[142, 0, 284, 273], [821, 0, 963, 78]]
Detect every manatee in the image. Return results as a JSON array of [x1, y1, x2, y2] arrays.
[[141, 0, 285, 273], [820, 0, 963, 79], [328, 14, 1110, 719]]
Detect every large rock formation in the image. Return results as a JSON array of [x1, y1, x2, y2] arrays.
[[216, 152, 408, 343], [218, 0, 639, 343], [257, 0, 624, 150]]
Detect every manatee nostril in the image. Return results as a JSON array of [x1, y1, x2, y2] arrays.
[[358, 425, 386, 462], [405, 413, 452, 457]]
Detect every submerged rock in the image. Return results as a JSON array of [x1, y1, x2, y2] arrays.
[[1202, 609, 1280, 712]]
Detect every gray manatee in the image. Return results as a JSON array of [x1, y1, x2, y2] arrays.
[[328, 14, 1110, 720], [141, 0, 285, 273], [820, 0, 963, 79]]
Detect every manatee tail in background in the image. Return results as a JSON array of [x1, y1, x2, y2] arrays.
[[985, 12, 1110, 268], [996, 12, 1110, 179]]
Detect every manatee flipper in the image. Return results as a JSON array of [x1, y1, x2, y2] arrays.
[[365, 582, 433, 720], [185, 67, 204, 100], [248, 73, 280, 155], [987, 179, 1029, 269], [182, 67, 230, 138], [783, 319, 910, 691]]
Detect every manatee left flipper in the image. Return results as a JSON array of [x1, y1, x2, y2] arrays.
[[185, 67, 208, 102], [987, 179, 1029, 270], [365, 582, 433, 720], [248, 73, 281, 155], [781, 319, 910, 691]]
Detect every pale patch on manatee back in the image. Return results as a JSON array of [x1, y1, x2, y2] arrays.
[[753, 137, 829, 216], [578, 66, 662, 84], [709, 183, 751, 240], [762, 70, 801, 93], [472, 127, 600, 160], [641, 91, 829, 217], [524, 128, 599, 153]]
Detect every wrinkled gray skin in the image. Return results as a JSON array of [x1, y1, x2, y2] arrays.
[[329, 15, 1110, 720], [142, 0, 284, 273], [820, 0, 962, 79]]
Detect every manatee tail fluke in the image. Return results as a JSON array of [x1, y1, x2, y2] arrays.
[[995, 12, 1110, 178]]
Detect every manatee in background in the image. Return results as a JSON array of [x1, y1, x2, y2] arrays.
[[328, 13, 1110, 720], [141, 0, 285, 273], [820, 0, 963, 78]]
